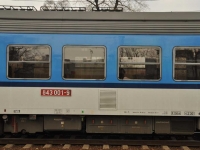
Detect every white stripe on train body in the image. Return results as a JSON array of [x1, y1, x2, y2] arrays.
[[0, 87, 199, 117]]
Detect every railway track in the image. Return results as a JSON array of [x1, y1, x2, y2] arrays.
[[0, 134, 200, 149], [0, 144, 199, 150]]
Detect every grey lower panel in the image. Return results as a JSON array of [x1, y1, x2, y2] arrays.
[[170, 117, 195, 134], [44, 115, 82, 131], [155, 117, 171, 134], [86, 116, 152, 134], [86, 116, 118, 133], [154, 117, 195, 134], [119, 117, 152, 134], [4, 115, 43, 133]]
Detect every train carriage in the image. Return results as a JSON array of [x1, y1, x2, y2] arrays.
[[0, 8, 200, 134]]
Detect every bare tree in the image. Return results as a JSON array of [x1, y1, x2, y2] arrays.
[[43, 0, 147, 12], [57, 0, 69, 7], [83, 0, 147, 12]]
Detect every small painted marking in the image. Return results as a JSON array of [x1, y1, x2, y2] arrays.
[[41, 89, 71, 96], [13, 110, 20, 113], [171, 111, 181, 115], [184, 111, 195, 116], [54, 109, 62, 114]]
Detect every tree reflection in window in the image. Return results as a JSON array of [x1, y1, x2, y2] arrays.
[[8, 45, 50, 79], [63, 46, 105, 80], [118, 47, 161, 80], [174, 47, 200, 80]]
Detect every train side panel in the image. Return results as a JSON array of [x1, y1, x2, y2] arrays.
[[1, 33, 200, 134]]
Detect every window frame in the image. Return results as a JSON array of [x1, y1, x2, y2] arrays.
[[7, 44, 51, 80], [62, 45, 106, 80], [118, 46, 162, 81], [173, 46, 200, 81]]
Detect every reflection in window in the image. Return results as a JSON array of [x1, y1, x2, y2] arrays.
[[118, 47, 161, 80], [174, 47, 200, 80], [63, 46, 105, 80], [8, 45, 50, 79]]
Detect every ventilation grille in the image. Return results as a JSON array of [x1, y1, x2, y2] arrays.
[[99, 90, 117, 109], [1, 19, 200, 34]]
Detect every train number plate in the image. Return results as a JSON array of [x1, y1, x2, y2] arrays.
[[41, 89, 71, 96]]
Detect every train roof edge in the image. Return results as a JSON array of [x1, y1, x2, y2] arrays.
[[1, 10, 200, 21]]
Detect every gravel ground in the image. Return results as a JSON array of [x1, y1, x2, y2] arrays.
[[0, 145, 200, 150]]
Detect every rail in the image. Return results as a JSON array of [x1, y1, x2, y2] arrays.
[[0, 134, 200, 146]]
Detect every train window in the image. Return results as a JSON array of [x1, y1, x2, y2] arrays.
[[63, 46, 106, 80], [7, 45, 51, 79], [118, 46, 161, 80], [174, 47, 200, 81]]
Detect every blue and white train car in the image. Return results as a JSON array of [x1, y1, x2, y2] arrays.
[[0, 9, 200, 134]]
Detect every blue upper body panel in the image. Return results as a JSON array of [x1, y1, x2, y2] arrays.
[[0, 33, 200, 88]]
